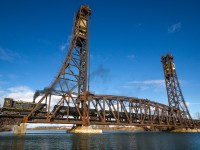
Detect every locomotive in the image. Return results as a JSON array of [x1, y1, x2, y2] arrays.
[[1, 98, 46, 116]]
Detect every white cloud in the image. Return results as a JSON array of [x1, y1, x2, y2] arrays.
[[186, 102, 200, 106], [6, 86, 34, 101], [120, 85, 134, 89], [128, 80, 165, 86], [60, 36, 71, 51], [122, 80, 165, 92], [168, 22, 181, 33], [60, 42, 68, 51], [0, 47, 20, 62]]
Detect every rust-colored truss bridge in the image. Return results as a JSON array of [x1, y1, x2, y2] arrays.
[[0, 5, 199, 130]]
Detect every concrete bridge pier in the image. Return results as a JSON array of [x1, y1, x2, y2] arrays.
[[13, 123, 27, 134], [69, 126, 102, 134]]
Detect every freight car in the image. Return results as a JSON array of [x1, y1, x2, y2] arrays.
[[1, 98, 46, 116], [52, 105, 140, 122], [52, 105, 98, 119]]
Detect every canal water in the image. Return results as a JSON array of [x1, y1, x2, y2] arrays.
[[0, 130, 200, 150]]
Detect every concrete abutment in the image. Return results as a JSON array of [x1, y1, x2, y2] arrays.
[[13, 123, 27, 134]]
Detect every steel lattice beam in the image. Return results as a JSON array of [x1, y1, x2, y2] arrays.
[[9, 94, 197, 128]]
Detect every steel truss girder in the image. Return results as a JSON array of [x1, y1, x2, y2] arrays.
[[16, 94, 198, 128]]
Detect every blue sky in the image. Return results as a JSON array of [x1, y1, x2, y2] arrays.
[[0, 0, 200, 118]]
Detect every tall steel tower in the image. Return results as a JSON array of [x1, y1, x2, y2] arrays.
[[161, 53, 192, 125], [27, 5, 91, 125]]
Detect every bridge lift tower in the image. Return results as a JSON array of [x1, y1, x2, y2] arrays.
[[162, 53, 193, 126], [26, 5, 91, 126]]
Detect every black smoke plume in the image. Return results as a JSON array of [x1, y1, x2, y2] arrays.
[[33, 87, 50, 102]]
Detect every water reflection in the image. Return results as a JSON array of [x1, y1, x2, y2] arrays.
[[72, 134, 92, 149], [0, 133, 25, 150], [12, 134, 25, 150], [71, 131, 138, 149], [0, 131, 200, 150]]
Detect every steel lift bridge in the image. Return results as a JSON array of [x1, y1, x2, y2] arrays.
[[1, 5, 200, 130]]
